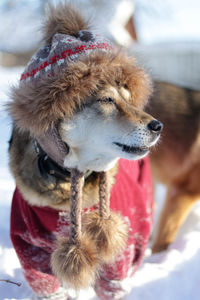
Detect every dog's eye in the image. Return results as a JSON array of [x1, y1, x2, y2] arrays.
[[97, 97, 114, 104]]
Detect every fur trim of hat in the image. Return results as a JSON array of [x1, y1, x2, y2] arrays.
[[9, 54, 151, 136]]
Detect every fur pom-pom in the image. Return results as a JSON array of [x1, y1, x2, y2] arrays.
[[83, 211, 128, 263], [44, 3, 89, 45], [51, 235, 99, 289]]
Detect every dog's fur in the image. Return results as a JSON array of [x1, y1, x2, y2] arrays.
[[8, 4, 162, 292], [146, 81, 200, 252]]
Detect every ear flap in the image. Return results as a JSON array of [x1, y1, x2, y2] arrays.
[[36, 125, 68, 167]]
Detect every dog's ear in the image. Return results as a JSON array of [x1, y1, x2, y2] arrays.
[[43, 3, 89, 45]]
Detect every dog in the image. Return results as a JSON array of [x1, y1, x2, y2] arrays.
[[146, 81, 200, 253], [7, 4, 162, 300]]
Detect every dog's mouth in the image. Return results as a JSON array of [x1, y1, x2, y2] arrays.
[[114, 142, 149, 155]]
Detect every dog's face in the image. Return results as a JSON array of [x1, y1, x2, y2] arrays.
[[59, 85, 162, 172]]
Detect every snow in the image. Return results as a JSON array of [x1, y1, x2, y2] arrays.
[[0, 67, 200, 300]]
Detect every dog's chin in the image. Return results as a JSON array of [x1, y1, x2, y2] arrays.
[[113, 142, 150, 160], [64, 153, 119, 173], [63, 142, 152, 172]]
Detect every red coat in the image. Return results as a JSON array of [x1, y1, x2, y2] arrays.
[[10, 158, 153, 299]]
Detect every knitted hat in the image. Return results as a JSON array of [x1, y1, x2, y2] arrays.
[[8, 4, 152, 290], [21, 31, 113, 81]]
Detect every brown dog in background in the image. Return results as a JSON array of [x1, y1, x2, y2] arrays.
[[146, 81, 200, 252]]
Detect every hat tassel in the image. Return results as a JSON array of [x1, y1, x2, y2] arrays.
[[83, 171, 128, 263], [51, 169, 99, 289]]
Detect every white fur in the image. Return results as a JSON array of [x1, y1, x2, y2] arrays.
[[59, 103, 160, 173]]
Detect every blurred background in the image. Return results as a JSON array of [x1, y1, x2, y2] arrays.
[[0, 0, 199, 89]]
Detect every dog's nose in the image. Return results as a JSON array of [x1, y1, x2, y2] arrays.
[[147, 120, 163, 133]]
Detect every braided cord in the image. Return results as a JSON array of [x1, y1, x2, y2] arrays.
[[99, 171, 110, 219], [69, 168, 84, 244]]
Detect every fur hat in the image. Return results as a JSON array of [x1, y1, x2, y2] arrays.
[[8, 3, 152, 290], [10, 5, 114, 166], [8, 4, 151, 156]]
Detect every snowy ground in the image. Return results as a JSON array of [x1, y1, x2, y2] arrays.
[[0, 67, 200, 300]]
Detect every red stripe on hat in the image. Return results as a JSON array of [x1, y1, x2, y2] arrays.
[[20, 42, 112, 81]]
